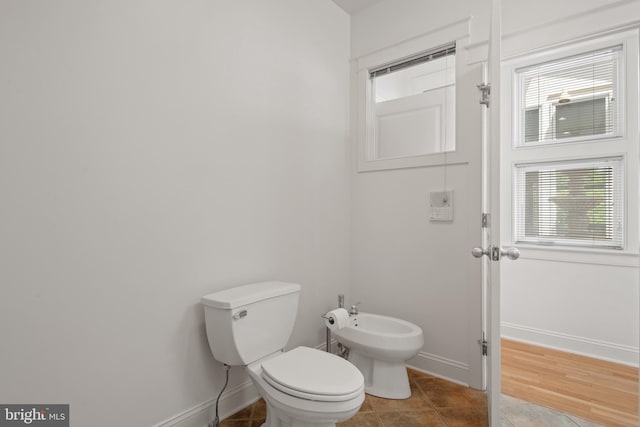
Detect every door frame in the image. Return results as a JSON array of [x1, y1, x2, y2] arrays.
[[485, 3, 640, 425], [487, 0, 503, 425]]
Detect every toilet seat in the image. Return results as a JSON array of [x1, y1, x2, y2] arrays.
[[261, 346, 364, 402]]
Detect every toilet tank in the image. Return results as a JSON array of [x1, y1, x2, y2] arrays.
[[201, 281, 301, 366]]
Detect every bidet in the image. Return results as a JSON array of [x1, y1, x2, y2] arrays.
[[332, 312, 423, 399]]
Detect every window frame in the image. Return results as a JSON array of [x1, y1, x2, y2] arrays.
[[513, 156, 624, 249], [513, 44, 624, 148], [354, 20, 470, 172], [501, 29, 639, 258]]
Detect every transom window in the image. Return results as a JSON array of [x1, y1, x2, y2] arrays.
[[367, 44, 456, 161]]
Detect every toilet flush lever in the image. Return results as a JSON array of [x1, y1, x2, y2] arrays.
[[232, 309, 248, 320]]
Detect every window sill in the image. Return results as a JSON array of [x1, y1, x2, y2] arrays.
[[509, 244, 639, 267], [357, 151, 467, 173]]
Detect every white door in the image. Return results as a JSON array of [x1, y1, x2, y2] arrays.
[[487, 2, 502, 425], [473, 1, 519, 425], [483, 0, 502, 427]]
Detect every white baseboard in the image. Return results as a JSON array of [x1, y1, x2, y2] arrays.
[[152, 340, 334, 427], [152, 379, 260, 427], [501, 322, 639, 367], [407, 351, 470, 386]]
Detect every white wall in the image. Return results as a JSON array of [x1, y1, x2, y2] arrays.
[[501, 259, 639, 364], [2, 1, 638, 425], [350, 0, 640, 389], [350, 0, 488, 59], [0, 1, 350, 426], [350, 2, 485, 387]]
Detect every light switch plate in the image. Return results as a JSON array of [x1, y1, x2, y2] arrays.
[[430, 190, 453, 221]]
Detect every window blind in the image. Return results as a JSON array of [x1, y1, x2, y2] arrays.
[[514, 157, 623, 249], [369, 43, 456, 79], [517, 45, 623, 145]]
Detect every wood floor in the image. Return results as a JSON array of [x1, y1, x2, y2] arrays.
[[502, 338, 639, 427]]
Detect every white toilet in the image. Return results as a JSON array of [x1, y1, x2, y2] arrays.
[[201, 281, 365, 427]]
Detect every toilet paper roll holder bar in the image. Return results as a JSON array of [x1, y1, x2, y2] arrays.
[[321, 303, 360, 322], [320, 312, 336, 325]]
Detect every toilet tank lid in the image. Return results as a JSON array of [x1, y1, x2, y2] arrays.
[[201, 281, 301, 309]]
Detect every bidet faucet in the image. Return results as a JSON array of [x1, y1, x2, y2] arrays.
[[349, 302, 361, 316], [338, 294, 345, 309]]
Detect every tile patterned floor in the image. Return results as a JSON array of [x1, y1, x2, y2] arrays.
[[219, 398, 266, 427], [219, 368, 606, 426], [501, 395, 605, 427], [220, 369, 488, 426]]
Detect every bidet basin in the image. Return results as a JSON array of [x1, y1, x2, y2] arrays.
[[332, 312, 424, 399]]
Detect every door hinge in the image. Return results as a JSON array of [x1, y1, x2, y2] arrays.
[[477, 83, 491, 107], [481, 213, 489, 228]]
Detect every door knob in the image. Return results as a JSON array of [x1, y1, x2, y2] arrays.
[[472, 246, 520, 261], [500, 246, 520, 260], [472, 247, 489, 258]]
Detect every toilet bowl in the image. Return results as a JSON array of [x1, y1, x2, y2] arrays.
[[201, 281, 365, 427], [332, 312, 423, 399], [247, 347, 364, 427]]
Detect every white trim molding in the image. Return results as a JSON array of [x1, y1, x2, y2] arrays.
[[152, 379, 259, 427], [355, 18, 471, 71], [514, 246, 640, 268], [407, 351, 470, 386], [152, 341, 335, 427], [501, 2, 640, 60], [502, 322, 639, 367]]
